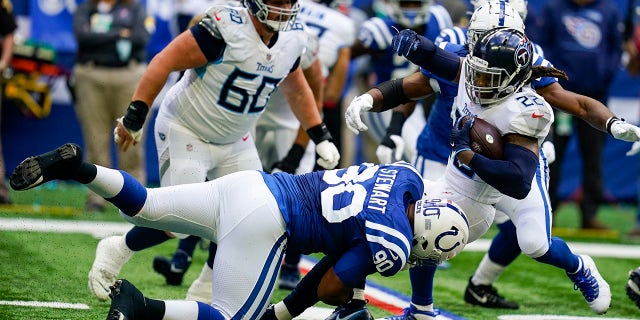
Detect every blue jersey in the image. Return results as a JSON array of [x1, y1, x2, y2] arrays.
[[416, 40, 556, 165], [260, 162, 423, 280], [357, 5, 452, 82]]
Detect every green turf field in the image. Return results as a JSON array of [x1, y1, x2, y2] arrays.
[[0, 182, 639, 319]]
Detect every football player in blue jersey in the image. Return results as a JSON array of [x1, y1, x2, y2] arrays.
[[87, 0, 342, 303], [9, 143, 469, 320], [349, 0, 453, 162]]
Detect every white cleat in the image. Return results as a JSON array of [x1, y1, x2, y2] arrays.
[[88, 236, 134, 301], [567, 255, 611, 314], [185, 263, 213, 304]]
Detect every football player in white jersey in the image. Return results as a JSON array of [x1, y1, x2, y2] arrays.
[[341, 27, 629, 317], [254, 0, 356, 291], [370, 0, 638, 312], [9, 143, 469, 320], [87, 0, 341, 303]]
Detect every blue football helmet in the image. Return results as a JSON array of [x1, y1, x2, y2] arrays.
[[243, 0, 300, 31], [388, 0, 434, 28], [464, 27, 533, 106]]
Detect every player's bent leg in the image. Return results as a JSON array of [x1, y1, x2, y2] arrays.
[[566, 255, 611, 314], [88, 235, 134, 301], [627, 267, 640, 309], [9, 143, 83, 191]]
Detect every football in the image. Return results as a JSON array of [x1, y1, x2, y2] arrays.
[[461, 116, 504, 160]]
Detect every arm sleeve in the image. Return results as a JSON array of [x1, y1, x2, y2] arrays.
[[333, 242, 376, 288], [190, 24, 226, 63], [469, 143, 538, 199]]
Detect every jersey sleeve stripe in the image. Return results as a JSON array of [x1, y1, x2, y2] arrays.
[[365, 220, 411, 252], [365, 234, 408, 266]]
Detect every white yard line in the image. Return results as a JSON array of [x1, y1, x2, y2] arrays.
[[1, 217, 638, 258], [0, 300, 90, 309]]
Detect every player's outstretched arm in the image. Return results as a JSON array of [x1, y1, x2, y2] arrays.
[[537, 82, 640, 142], [391, 29, 462, 82], [345, 72, 432, 134]]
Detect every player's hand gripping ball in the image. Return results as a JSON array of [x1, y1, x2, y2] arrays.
[[461, 116, 504, 160]]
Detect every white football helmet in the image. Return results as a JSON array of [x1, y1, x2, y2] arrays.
[[467, 0, 525, 52], [470, 0, 528, 20], [388, 0, 434, 28], [409, 197, 469, 265], [243, 0, 300, 31]]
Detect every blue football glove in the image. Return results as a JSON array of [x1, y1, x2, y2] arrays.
[[450, 116, 474, 159], [392, 29, 420, 57]]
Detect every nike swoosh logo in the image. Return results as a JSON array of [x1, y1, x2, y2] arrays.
[[214, 12, 221, 21], [170, 265, 185, 273], [389, 250, 399, 260], [532, 112, 544, 118], [468, 289, 488, 304], [242, 135, 249, 141], [336, 309, 364, 320]]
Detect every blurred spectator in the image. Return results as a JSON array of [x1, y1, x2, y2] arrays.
[[72, 0, 149, 212], [0, 0, 17, 204], [625, 0, 640, 239], [538, 0, 622, 229]]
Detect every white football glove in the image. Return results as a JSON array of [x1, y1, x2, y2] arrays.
[[541, 141, 556, 164], [114, 116, 143, 144], [627, 141, 640, 156], [376, 135, 405, 164], [315, 140, 340, 169], [345, 94, 373, 134], [609, 118, 640, 142]]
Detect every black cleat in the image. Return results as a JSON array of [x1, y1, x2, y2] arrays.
[[10, 143, 82, 191], [259, 304, 277, 320], [325, 299, 373, 320], [153, 250, 192, 286], [464, 277, 519, 309], [627, 267, 640, 309], [106, 279, 145, 320]]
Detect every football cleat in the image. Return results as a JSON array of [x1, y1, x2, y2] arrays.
[[106, 279, 145, 320], [463, 277, 519, 309], [626, 267, 640, 309], [325, 299, 373, 320], [278, 263, 301, 290], [9, 143, 82, 191], [382, 305, 437, 320], [567, 255, 611, 314], [89, 236, 134, 301], [185, 264, 213, 304], [153, 249, 192, 286], [260, 305, 277, 320]]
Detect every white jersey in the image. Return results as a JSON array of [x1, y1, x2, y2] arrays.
[[158, 5, 308, 144], [258, 0, 356, 130], [444, 64, 554, 204]]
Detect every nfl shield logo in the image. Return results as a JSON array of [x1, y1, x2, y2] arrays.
[[266, 53, 272, 61]]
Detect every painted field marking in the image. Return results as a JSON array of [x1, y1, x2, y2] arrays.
[[0, 300, 90, 309]]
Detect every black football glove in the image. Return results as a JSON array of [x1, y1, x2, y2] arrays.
[[271, 144, 305, 174]]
